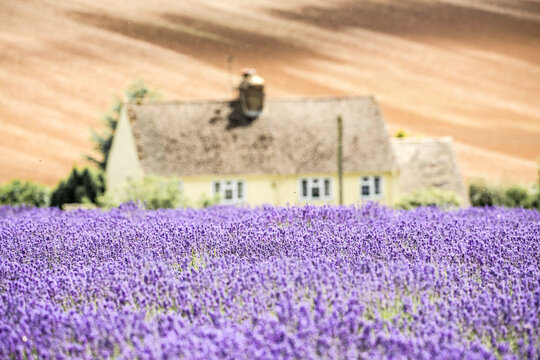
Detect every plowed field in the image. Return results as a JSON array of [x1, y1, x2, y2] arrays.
[[1, 0, 539, 185]]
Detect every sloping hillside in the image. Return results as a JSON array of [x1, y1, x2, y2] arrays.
[[1, 0, 539, 185]]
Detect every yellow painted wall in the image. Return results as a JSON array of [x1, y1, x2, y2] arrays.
[[179, 172, 398, 207]]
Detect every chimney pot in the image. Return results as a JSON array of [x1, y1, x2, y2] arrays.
[[238, 69, 265, 118]]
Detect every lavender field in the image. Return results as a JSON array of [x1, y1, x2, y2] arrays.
[[0, 204, 539, 359]]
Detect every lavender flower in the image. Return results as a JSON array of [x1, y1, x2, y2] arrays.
[[0, 204, 538, 359]]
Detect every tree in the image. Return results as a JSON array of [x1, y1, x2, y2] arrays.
[[50, 167, 105, 208], [87, 79, 160, 169]]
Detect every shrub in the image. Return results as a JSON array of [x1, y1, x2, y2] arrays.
[[395, 187, 462, 210], [501, 185, 530, 208], [197, 193, 221, 208], [0, 179, 50, 207], [98, 176, 185, 209], [394, 129, 408, 138], [468, 179, 539, 209], [50, 168, 105, 208], [469, 181, 502, 207], [523, 190, 540, 210]]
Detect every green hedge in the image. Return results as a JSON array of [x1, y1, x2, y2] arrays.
[[395, 187, 462, 210], [98, 176, 186, 209], [0, 179, 50, 207], [469, 180, 539, 210]]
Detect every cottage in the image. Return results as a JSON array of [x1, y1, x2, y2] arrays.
[[106, 71, 466, 206], [106, 71, 401, 205]]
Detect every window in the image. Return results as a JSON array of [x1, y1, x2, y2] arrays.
[[374, 176, 381, 195], [312, 179, 320, 199], [361, 177, 371, 197], [360, 175, 383, 200], [299, 177, 332, 201], [212, 180, 246, 203], [324, 179, 331, 197], [237, 181, 243, 199], [301, 179, 308, 197]]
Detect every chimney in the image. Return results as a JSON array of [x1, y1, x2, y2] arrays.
[[238, 68, 265, 118]]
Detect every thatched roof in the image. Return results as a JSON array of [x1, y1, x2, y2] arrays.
[[392, 137, 467, 201], [128, 96, 397, 176]]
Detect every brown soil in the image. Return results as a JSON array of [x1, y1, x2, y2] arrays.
[[1, 0, 539, 186]]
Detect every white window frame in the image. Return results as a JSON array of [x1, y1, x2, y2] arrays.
[[212, 179, 246, 204], [299, 177, 332, 201], [360, 175, 383, 201]]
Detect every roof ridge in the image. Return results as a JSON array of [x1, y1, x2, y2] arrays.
[[125, 95, 375, 106], [392, 136, 453, 143]]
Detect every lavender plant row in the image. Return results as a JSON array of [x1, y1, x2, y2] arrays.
[[0, 204, 538, 359]]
